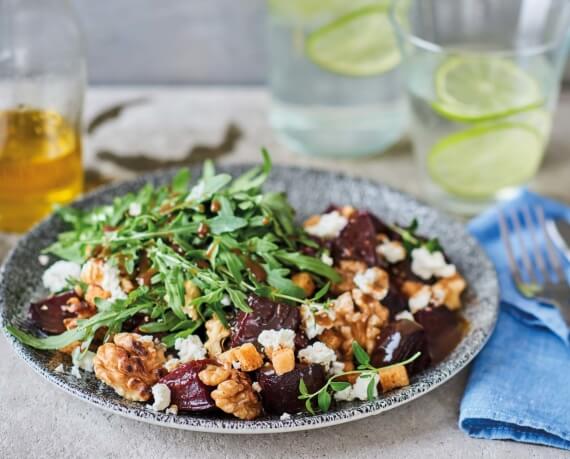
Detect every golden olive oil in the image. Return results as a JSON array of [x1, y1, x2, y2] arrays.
[[0, 108, 83, 232]]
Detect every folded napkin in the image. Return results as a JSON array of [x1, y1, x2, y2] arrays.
[[460, 190, 570, 450]]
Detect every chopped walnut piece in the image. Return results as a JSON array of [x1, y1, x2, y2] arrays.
[[328, 290, 390, 361], [85, 284, 111, 306], [291, 272, 316, 297], [62, 297, 97, 331], [218, 343, 264, 372], [80, 258, 105, 285], [338, 206, 357, 219], [93, 333, 166, 402], [199, 364, 232, 386], [432, 273, 466, 310], [318, 329, 342, 352], [332, 260, 367, 294], [402, 280, 423, 298], [182, 280, 201, 320], [378, 364, 409, 393], [204, 317, 230, 358], [120, 277, 136, 294], [210, 371, 262, 420]]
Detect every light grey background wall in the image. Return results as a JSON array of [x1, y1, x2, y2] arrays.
[[73, 0, 569, 86], [72, 0, 267, 85]]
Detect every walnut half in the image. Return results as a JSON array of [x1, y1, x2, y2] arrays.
[[200, 365, 262, 420], [93, 333, 166, 402]]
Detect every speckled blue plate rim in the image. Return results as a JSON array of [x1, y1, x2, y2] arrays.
[[0, 163, 499, 434]]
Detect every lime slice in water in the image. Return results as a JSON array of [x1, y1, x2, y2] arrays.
[[432, 56, 543, 122], [305, 5, 400, 77], [427, 123, 543, 198], [268, 0, 348, 22], [505, 108, 552, 142]]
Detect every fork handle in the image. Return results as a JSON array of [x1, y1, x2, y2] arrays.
[[537, 297, 570, 328]]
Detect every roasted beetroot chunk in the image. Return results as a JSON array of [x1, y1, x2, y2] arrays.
[[258, 363, 325, 414], [382, 285, 408, 318], [331, 211, 378, 266], [370, 319, 431, 375], [414, 307, 466, 363], [159, 360, 216, 412], [230, 295, 301, 348], [29, 291, 77, 334]]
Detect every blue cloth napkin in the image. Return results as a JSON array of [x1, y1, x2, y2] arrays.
[[460, 190, 570, 450]]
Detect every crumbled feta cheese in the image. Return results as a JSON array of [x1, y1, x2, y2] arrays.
[[252, 382, 262, 393], [330, 361, 345, 376], [298, 342, 337, 371], [353, 267, 388, 300], [42, 261, 81, 293], [150, 383, 171, 411], [221, 295, 231, 306], [304, 211, 348, 239], [186, 180, 205, 202], [411, 248, 456, 280], [128, 202, 142, 217], [70, 366, 82, 379], [334, 385, 354, 401], [376, 240, 406, 264], [280, 412, 292, 421], [139, 335, 154, 343], [232, 361, 241, 370], [175, 335, 207, 363], [53, 364, 65, 373], [395, 310, 415, 322], [334, 374, 379, 402], [353, 374, 379, 401], [38, 255, 50, 266], [166, 405, 178, 415], [163, 358, 181, 373], [409, 286, 432, 313], [320, 252, 334, 266], [71, 347, 96, 373], [80, 260, 127, 302], [99, 262, 128, 301], [300, 303, 335, 340], [257, 329, 295, 351]]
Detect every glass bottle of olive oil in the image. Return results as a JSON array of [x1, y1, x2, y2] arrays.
[[0, 0, 86, 232]]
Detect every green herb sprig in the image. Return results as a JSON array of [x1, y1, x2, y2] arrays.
[[391, 218, 442, 254], [298, 341, 421, 414]]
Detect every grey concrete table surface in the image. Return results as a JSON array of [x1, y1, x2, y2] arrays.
[[1, 86, 569, 459]]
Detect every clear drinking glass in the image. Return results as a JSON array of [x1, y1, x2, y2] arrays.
[[391, 0, 570, 215], [267, 0, 408, 157], [0, 0, 86, 232]]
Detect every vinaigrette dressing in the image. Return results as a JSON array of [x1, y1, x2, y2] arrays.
[[0, 107, 83, 232]]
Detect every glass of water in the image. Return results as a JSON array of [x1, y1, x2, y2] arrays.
[[391, 0, 570, 215], [267, 0, 408, 157]]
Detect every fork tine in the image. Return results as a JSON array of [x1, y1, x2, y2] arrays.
[[499, 210, 524, 286], [535, 205, 566, 283], [509, 208, 537, 283], [522, 204, 549, 282]]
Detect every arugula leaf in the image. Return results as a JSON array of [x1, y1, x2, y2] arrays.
[[171, 169, 190, 194], [276, 252, 341, 283], [207, 216, 248, 234]]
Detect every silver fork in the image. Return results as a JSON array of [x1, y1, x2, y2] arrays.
[[499, 205, 570, 326]]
